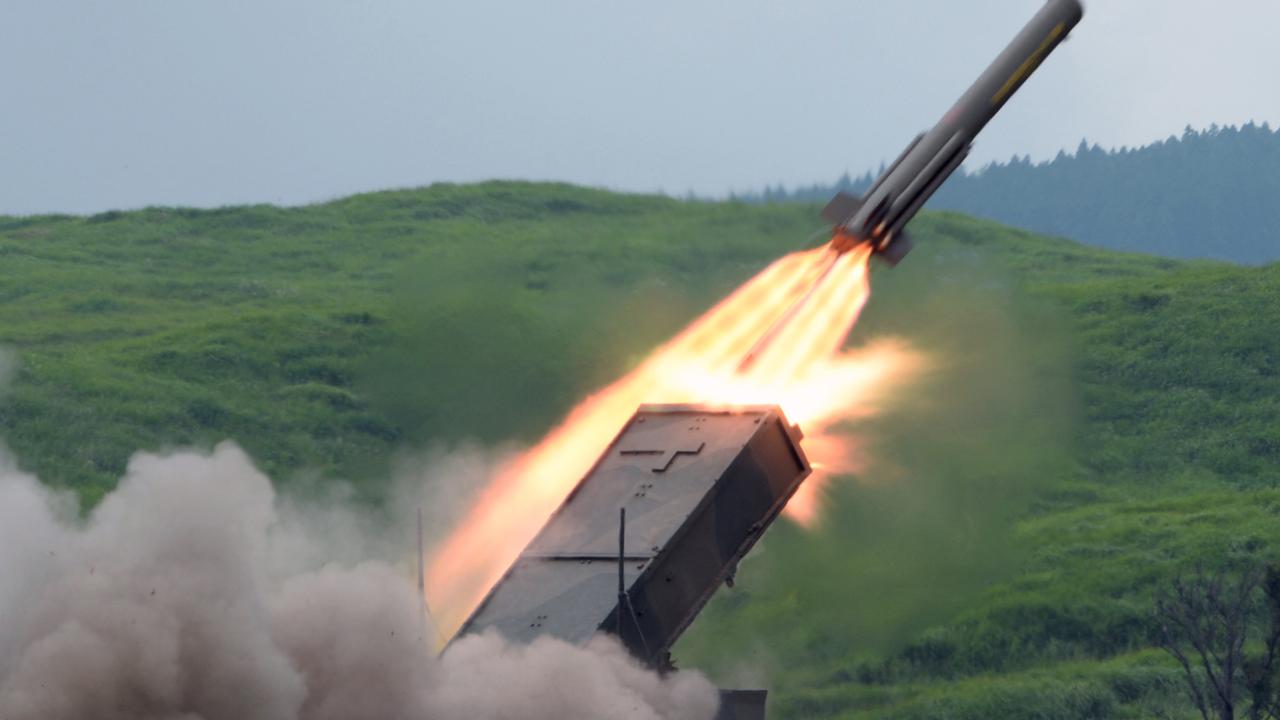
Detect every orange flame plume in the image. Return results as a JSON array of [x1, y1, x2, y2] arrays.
[[426, 243, 925, 638]]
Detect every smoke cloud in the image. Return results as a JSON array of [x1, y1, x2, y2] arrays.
[[0, 442, 718, 720]]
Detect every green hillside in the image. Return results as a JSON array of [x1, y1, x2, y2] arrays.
[[2, 182, 1277, 717]]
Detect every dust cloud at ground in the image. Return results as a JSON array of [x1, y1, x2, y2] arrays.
[[0, 442, 717, 720]]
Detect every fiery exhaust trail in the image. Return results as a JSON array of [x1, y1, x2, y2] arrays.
[[426, 243, 925, 638], [738, 248, 841, 371]]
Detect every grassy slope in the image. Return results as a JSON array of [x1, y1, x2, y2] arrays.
[[2, 183, 1278, 717]]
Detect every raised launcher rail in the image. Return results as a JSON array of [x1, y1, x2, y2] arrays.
[[454, 404, 811, 720]]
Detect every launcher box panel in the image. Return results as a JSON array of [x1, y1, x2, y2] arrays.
[[455, 403, 811, 670]]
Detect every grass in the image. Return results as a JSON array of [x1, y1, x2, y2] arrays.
[[2, 182, 1277, 716]]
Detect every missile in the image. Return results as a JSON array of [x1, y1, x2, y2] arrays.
[[823, 0, 1084, 264]]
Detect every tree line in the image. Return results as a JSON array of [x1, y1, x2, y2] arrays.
[[734, 123, 1280, 264]]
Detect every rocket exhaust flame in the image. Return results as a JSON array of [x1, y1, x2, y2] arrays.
[[426, 242, 925, 639], [737, 248, 842, 371]]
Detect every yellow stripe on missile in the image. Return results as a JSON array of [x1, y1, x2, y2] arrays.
[[992, 21, 1066, 106]]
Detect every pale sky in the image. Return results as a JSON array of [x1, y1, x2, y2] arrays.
[[3, 1, 1278, 215]]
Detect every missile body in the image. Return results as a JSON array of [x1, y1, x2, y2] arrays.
[[823, 0, 1084, 264]]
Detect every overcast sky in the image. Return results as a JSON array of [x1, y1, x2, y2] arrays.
[[3, 1, 1278, 215]]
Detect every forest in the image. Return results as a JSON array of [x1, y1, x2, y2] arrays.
[[742, 123, 1280, 264]]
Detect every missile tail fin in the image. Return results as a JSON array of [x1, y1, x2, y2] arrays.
[[820, 192, 864, 226], [877, 231, 914, 266]]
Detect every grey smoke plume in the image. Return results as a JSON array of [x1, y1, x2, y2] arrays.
[[0, 442, 718, 720]]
